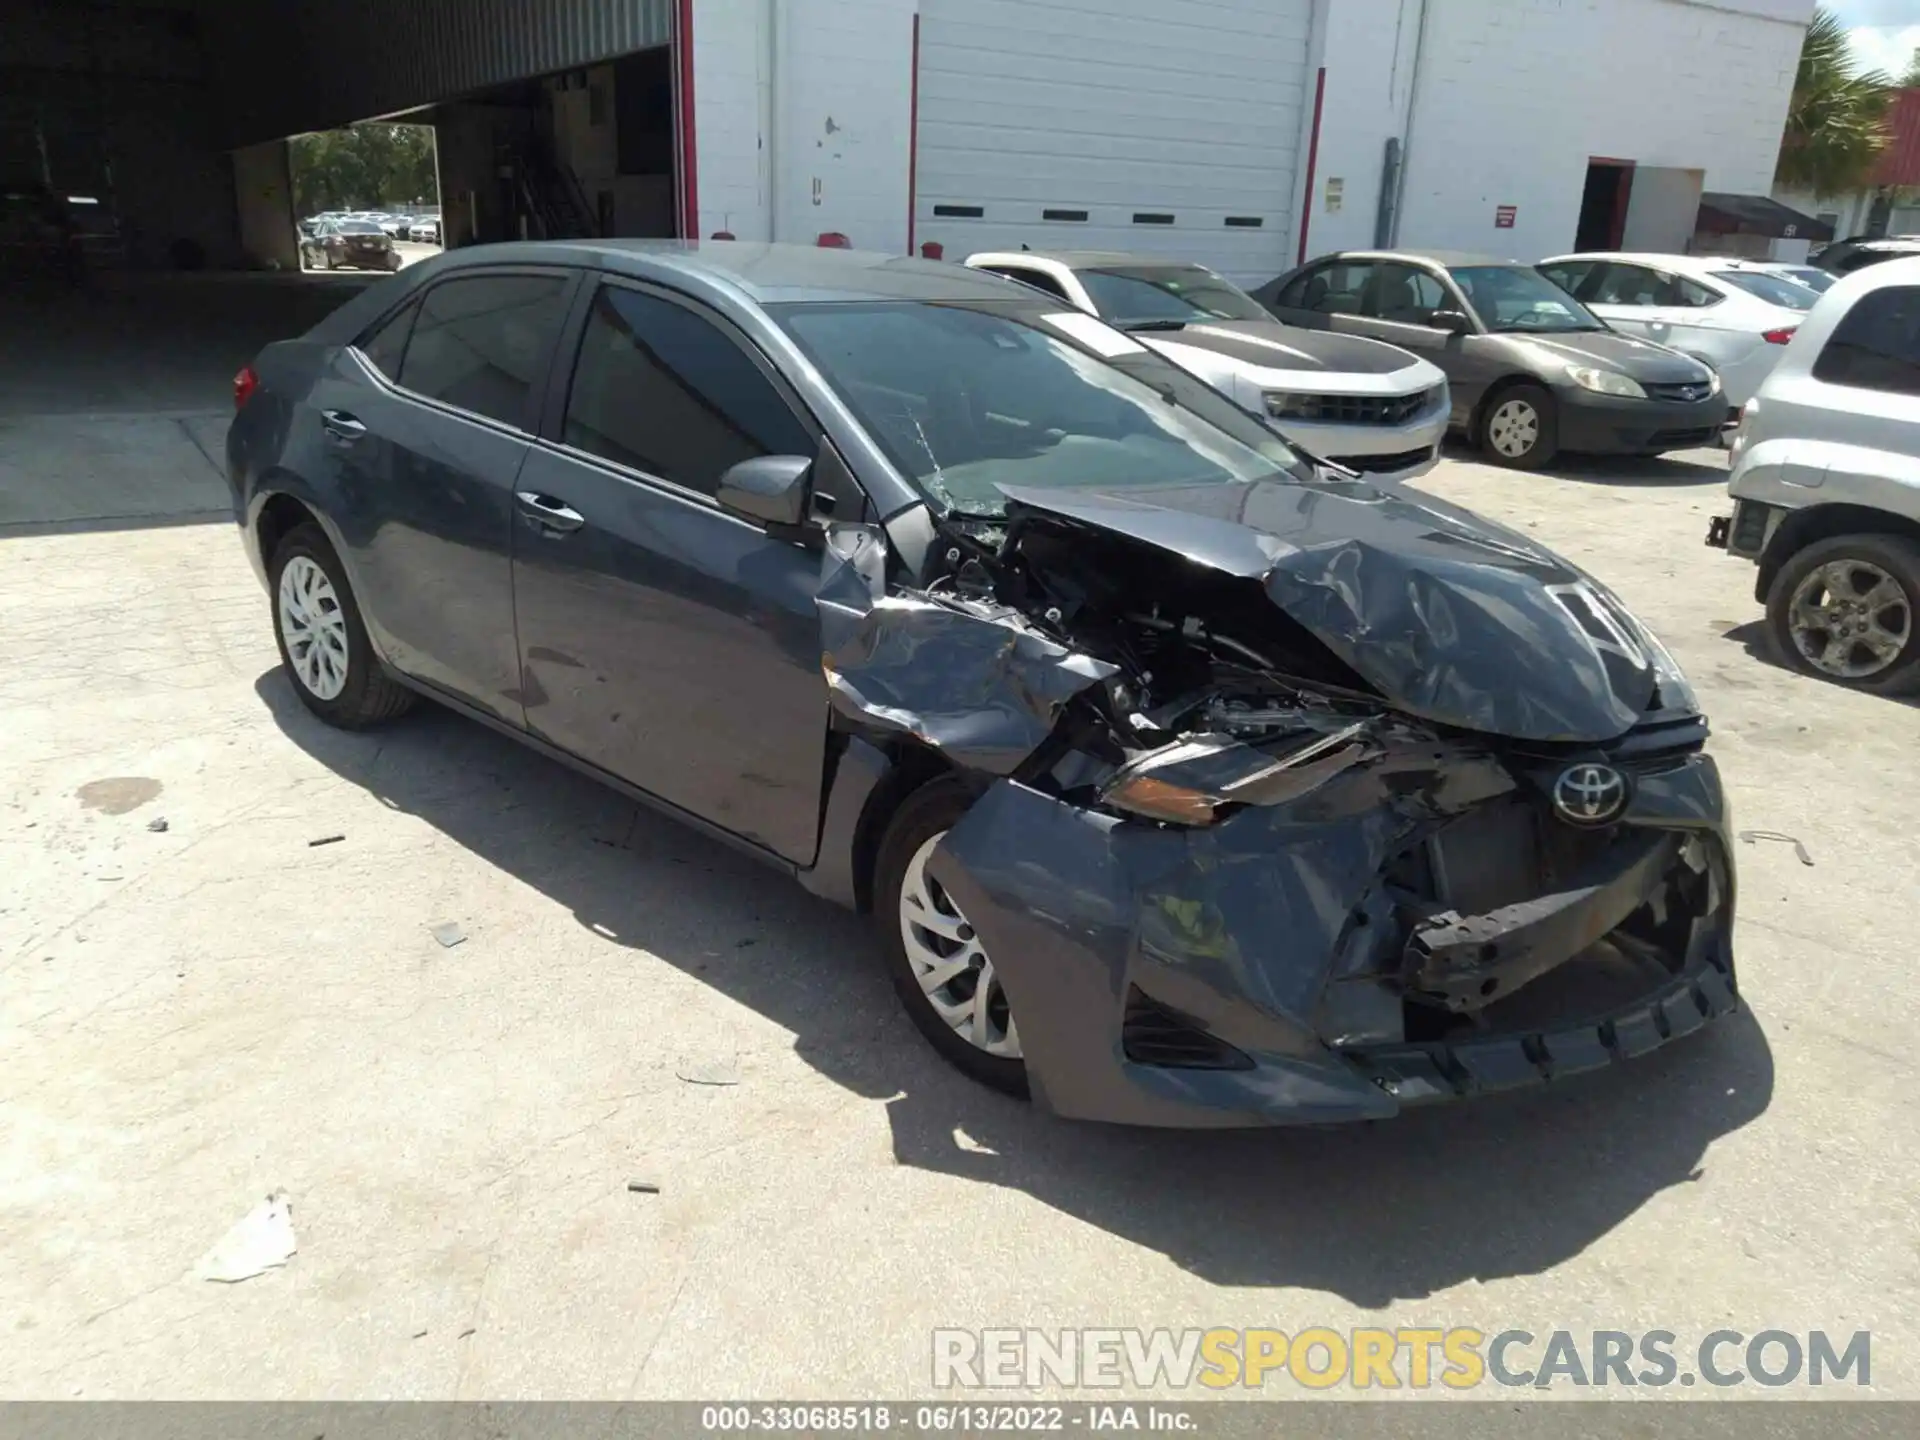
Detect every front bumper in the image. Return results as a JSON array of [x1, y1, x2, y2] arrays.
[[1273, 409, 1449, 482], [1556, 389, 1728, 456], [928, 747, 1735, 1127]]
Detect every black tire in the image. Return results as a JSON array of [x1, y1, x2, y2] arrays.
[[872, 778, 1028, 1098], [1764, 533, 1920, 695], [1478, 382, 1560, 470], [268, 523, 416, 727]]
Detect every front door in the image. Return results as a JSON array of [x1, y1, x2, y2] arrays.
[[509, 279, 833, 863], [313, 269, 576, 722]]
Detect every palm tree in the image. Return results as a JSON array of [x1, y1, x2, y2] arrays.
[[1775, 7, 1895, 198]]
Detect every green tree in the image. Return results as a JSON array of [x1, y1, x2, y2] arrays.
[[1776, 7, 1895, 197], [1903, 47, 1920, 88], [290, 124, 437, 217]]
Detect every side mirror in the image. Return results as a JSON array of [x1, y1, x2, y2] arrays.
[[1429, 310, 1472, 335], [717, 455, 813, 527]]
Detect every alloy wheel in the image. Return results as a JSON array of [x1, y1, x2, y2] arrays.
[[1787, 559, 1912, 680], [1488, 399, 1540, 458], [898, 831, 1021, 1058], [277, 554, 351, 701]]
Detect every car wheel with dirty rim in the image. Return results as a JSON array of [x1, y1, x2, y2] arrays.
[[270, 522, 416, 727], [1766, 533, 1920, 694], [873, 778, 1027, 1096], [1481, 383, 1559, 469]]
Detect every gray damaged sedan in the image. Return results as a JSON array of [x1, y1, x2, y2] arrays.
[[227, 241, 1739, 1127]]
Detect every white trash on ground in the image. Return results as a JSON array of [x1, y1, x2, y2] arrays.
[[196, 1191, 296, 1283]]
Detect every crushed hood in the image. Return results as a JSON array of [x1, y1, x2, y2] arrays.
[[996, 476, 1673, 743]]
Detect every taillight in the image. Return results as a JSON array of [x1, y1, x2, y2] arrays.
[[1763, 327, 1797, 345], [233, 364, 259, 410]]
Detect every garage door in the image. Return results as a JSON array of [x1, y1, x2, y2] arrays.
[[914, 0, 1314, 284]]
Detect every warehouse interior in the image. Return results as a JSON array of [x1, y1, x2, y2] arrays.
[[1, 0, 682, 284]]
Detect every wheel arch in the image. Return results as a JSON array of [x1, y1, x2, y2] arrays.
[[848, 740, 962, 915], [1469, 373, 1551, 440], [1756, 504, 1920, 605], [254, 489, 321, 574]]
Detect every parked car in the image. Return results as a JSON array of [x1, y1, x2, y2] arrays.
[[1810, 236, 1920, 276], [227, 240, 1738, 1125], [1708, 257, 1920, 694], [300, 218, 400, 272], [376, 214, 412, 238], [963, 249, 1449, 481], [1255, 250, 1724, 470], [408, 214, 441, 244], [1537, 251, 1810, 412]]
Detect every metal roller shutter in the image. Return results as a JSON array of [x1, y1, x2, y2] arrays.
[[914, 0, 1315, 283]]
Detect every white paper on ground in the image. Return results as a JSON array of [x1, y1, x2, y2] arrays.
[[196, 1191, 296, 1283]]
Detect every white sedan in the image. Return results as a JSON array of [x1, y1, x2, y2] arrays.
[[1537, 251, 1816, 409]]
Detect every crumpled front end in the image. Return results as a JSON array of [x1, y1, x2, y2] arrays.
[[927, 744, 1734, 1127], [818, 482, 1738, 1126]]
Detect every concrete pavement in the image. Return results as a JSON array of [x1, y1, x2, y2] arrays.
[[0, 292, 1913, 1398]]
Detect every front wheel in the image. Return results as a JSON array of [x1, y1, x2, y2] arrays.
[[1480, 383, 1560, 469], [269, 523, 416, 728], [873, 779, 1027, 1097], [1765, 533, 1920, 694]]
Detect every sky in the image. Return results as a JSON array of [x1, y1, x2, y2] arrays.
[[1828, 0, 1920, 79]]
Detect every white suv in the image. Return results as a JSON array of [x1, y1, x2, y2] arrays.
[[1709, 256, 1920, 693]]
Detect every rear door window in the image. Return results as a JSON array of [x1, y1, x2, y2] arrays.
[[396, 273, 573, 429], [1293, 262, 1373, 315], [358, 299, 419, 380], [1812, 285, 1920, 396], [562, 284, 815, 496], [1586, 263, 1668, 306]]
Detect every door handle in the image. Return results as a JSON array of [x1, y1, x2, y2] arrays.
[[515, 491, 585, 535], [321, 410, 366, 442]]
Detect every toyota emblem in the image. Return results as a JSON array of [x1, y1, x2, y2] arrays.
[[1552, 763, 1629, 826]]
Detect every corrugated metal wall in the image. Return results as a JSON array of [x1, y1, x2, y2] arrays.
[[206, 0, 672, 145]]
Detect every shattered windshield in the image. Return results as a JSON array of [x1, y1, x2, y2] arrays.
[[1076, 266, 1271, 326], [775, 301, 1306, 518]]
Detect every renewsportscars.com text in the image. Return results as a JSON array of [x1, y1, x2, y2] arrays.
[[932, 1327, 1872, 1391]]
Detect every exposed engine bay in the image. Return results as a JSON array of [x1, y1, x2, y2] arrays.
[[815, 480, 1738, 1125]]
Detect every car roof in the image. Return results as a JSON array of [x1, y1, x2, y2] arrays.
[[377, 238, 1028, 305], [969, 249, 1197, 270], [1320, 249, 1512, 267]]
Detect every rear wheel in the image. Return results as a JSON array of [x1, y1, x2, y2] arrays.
[[1765, 534, 1920, 694], [269, 523, 416, 727], [873, 779, 1027, 1096], [1480, 383, 1560, 469]]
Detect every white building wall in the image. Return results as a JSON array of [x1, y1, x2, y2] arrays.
[[691, 0, 771, 239], [693, 0, 916, 250], [1390, 0, 1812, 260], [695, 0, 1810, 268], [1291, 0, 1425, 260]]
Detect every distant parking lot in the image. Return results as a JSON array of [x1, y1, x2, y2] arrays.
[[1, 279, 1915, 1400]]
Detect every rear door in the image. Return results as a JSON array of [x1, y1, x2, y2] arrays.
[[316, 268, 576, 722], [509, 277, 834, 863]]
